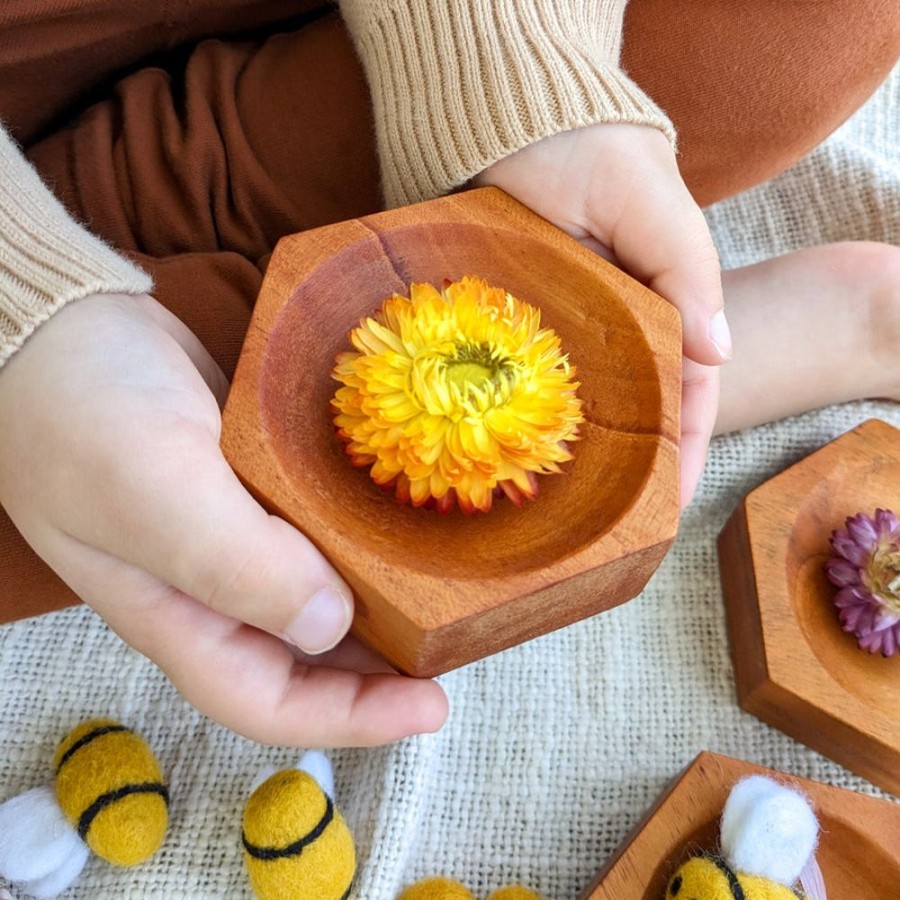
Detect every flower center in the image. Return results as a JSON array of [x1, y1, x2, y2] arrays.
[[442, 343, 512, 393], [444, 361, 494, 389], [867, 543, 900, 612]]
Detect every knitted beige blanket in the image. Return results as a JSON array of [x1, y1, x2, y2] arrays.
[[1, 66, 897, 900]]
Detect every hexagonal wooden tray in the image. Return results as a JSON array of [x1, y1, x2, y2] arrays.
[[718, 419, 900, 795], [221, 187, 681, 677], [580, 751, 900, 899]]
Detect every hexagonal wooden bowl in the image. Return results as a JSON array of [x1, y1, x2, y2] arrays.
[[581, 751, 900, 899], [221, 187, 681, 676], [718, 419, 900, 795]]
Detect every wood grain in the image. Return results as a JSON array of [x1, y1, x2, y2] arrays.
[[581, 750, 900, 899], [718, 419, 900, 795], [221, 187, 681, 676]]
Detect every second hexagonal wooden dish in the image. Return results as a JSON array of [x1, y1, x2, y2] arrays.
[[581, 751, 900, 899], [718, 419, 900, 794], [221, 188, 681, 677]]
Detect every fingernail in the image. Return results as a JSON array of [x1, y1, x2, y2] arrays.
[[285, 586, 353, 654], [709, 309, 733, 361]]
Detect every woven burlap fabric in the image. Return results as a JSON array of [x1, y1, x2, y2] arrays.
[[1, 65, 897, 900]]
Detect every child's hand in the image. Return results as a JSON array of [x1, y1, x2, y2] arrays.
[[0, 293, 448, 746], [474, 123, 728, 506]]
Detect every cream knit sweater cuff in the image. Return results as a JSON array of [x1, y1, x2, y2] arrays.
[[0, 126, 152, 368], [340, 0, 676, 208]]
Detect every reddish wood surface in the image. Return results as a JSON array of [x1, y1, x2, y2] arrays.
[[581, 750, 900, 899], [718, 419, 900, 795], [221, 187, 681, 676]]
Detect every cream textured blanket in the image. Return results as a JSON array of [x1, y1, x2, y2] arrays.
[[1, 66, 897, 900]]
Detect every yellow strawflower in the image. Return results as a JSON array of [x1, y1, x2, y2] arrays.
[[331, 276, 584, 513]]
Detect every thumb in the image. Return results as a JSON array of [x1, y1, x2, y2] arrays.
[[88, 437, 355, 655]]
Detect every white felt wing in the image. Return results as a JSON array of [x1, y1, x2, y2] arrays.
[[19, 842, 92, 900], [0, 786, 89, 897], [720, 775, 818, 886], [298, 750, 335, 799]]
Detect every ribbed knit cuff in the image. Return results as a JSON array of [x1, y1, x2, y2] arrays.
[[340, 0, 676, 208], [0, 127, 152, 368]]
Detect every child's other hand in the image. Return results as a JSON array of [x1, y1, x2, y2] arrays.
[[474, 123, 728, 507], [0, 294, 448, 745]]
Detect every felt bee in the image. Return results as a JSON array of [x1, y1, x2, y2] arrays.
[[665, 776, 827, 900], [0, 719, 168, 899], [399, 879, 542, 900], [242, 750, 356, 900], [667, 855, 806, 900]]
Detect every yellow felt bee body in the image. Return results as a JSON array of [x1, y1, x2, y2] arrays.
[[398, 878, 476, 900], [53, 718, 169, 866], [667, 855, 803, 899], [398, 877, 542, 899], [242, 751, 356, 900], [665, 776, 822, 900]]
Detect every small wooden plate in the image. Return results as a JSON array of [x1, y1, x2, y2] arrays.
[[718, 419, 900, 794], [581, 750, 900, 899], [221, 187, 681, 677]]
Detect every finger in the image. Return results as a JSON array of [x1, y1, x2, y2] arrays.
[[289, 635, 400, 675], [150, 594, 449, 747], [572, 234, 619, 266], [578, 185, 732, 365], [572, 129, 730, 368], [603, 179, 730, 367], [679, 358, 720, 507]]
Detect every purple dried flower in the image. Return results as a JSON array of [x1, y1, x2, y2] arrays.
[[825, 508, 900, 656]]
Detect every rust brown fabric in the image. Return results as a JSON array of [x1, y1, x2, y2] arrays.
[[1, 0, 898, 622], [623, 0, 900, 206], [0, 0, 334, 145]]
